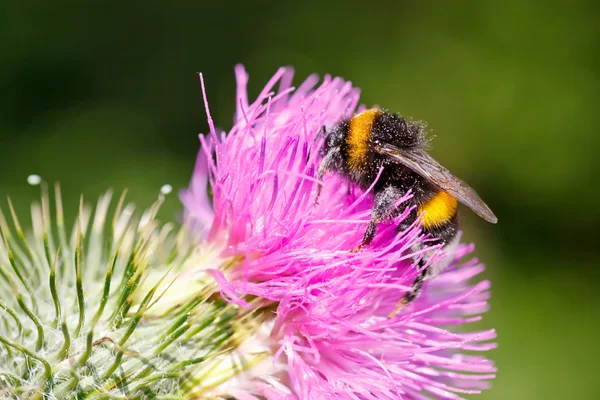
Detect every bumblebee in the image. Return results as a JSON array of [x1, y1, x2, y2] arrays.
[[317, 108, 497, 312]]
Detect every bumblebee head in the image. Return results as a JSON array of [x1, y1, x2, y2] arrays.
[[319, 122, 347, 169], [319, 122, 342, 152]]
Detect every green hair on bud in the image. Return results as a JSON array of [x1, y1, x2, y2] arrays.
[[0, 184, 267, 399]]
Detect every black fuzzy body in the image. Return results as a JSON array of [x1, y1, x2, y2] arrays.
[[318, 109, 460, 308], [319, 109, 459, 245]]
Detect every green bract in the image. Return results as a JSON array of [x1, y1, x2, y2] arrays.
[[0, 186, 265, 399]]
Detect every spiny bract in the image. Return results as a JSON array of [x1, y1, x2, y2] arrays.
[[0, 186, 265, 399]]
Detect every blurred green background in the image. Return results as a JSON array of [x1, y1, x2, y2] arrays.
[[1, 1, 598, 398]]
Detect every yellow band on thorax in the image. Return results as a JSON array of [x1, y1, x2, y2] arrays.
[[418, 191, 458, 228], [347, 108, 380, 171]]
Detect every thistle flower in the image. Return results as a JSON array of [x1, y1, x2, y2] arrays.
[[0, 66, 495, 400], [182, 65, 497, 399]]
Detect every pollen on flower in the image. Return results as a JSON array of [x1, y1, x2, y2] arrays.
[[182, 65, 497, 399]]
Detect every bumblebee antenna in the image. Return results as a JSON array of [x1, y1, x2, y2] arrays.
[[316, 125, 326, 139], [311, 125, 326, 148], [315, 150, 335, 205]]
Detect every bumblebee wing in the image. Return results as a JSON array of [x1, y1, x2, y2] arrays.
[[375, 142, 498, 223]]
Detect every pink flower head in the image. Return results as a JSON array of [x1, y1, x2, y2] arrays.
[[182, 65, 496, 399]]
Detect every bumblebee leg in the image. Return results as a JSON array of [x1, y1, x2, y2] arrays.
[[396, 206, 418, 233], [351, 186, 404, 252], [401, 260, 428, 304], [350, 221, 377, 252], [389, 258, 429, 317]]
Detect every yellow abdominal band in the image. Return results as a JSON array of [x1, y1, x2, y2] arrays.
[[418, 191, 458, 228]]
